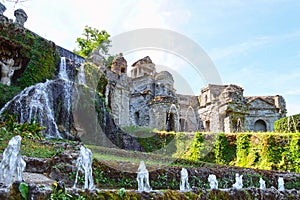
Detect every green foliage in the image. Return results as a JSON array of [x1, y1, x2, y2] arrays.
[[172, 131, 300, 172], [214, 133, 236, 165], [50, 182, 85, 200], [16, 37, 59, 88], [117, 188, 126, 199], [0, 84, 22, 109], [74, 26, 111, 58], [183, 132, 205, 161], [133, 128, 175, 152], [19, 182, 29, 200], [0, 114, 44, 140], [235, 133, 251, 167], [274, 114, 300, 133], [103, 55, 115, 69], [0, 22, 59, 89], [0, 114, 62, 158], [190, 175, 209, 189]]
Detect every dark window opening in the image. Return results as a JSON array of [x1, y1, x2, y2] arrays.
[[121, 67, 126, 73], [134, 111, 140, 126], [254, 119, 267, 132], [179, 118, 186, 132], [205, 120, 210, 132], [166, 112, 175, 132]]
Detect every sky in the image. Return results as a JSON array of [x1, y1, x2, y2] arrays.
[[2, 0, 300, 115]]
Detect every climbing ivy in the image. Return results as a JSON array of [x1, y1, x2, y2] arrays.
[[274, 114, 300, 133], [0, 22, 60, 89]]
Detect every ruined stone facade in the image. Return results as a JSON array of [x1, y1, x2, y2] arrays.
[[105, 56, 286, 133]]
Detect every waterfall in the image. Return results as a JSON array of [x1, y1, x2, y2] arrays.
[[58, 57, 68, 80], [0, 57, 75, 139]]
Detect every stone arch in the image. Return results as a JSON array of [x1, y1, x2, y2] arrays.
[[165, 104, 179, 132], [254, 119, 267, 132], [185, 106, 197, 132]]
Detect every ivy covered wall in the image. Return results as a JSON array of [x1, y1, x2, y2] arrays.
[[274, 114, 300, 133], [0, 22, 60, 108], [176, 132, 300, 172]]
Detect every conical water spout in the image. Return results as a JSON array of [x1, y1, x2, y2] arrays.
[[73, 146, 94, 190], [0, 135, 26, 187]]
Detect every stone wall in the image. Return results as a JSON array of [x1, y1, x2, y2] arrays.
[[56, 46, 85, 64]]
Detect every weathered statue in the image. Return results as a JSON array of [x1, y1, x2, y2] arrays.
[[0, 58, 21, 86], [0, 2, 8, 23], [208, 174, 218, 189], [14, 9, 27, 27], [259, 177, 266, 190], [0, 2, 6, 15], [180, 168, 190, 191], [232, 173, 243, 189]]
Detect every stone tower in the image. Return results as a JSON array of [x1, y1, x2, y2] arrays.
[[131, 56, 155, 78], [111, 54, 127, 75]]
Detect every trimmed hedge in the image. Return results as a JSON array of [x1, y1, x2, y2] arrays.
[[274, 114, 300, 133], [177, 132, 300, 172]]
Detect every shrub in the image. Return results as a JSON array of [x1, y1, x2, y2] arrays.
[[274, 114, 300, 133]]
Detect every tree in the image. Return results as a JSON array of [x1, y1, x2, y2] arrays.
[[74, 26, 111, 58]]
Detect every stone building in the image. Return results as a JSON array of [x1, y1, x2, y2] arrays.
[[105, 56, 286, 133]]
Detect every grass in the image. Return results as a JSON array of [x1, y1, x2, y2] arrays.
[[87, 144, 216, 169], [0, 131, 63, 158]]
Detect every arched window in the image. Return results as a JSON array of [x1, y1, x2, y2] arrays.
[[254, 119, 267, 132]]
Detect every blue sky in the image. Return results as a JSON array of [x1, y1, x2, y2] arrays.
[[2, 0, 300, 115]]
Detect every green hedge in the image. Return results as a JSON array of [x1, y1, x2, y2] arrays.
[[176, 132, 300, 172], [274, 114, 300, 133]]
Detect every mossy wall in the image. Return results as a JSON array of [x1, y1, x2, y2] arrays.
[[0, 22, 60, 108]]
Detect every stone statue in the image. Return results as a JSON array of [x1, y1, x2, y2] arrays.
[[0, 2, 6, 15], [0, 58, 21, 86], [14, 9, 28, 27], [232, 173, 243, 189], [259, 178, 266, 190], [180, 168, 190, 191], [0, 2, 8, 24], [236, 118, 242, 132], [278, 177, 285, 191], [208, 174, 218, 189], [137, 161, 151, 192]]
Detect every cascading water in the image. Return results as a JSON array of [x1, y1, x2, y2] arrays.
[[0, 57, 74, 139], [180, 168, 190, 191], [136, 161, 151, 192], [0, 135, 26, 187], [59, 57, 68, 80]]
